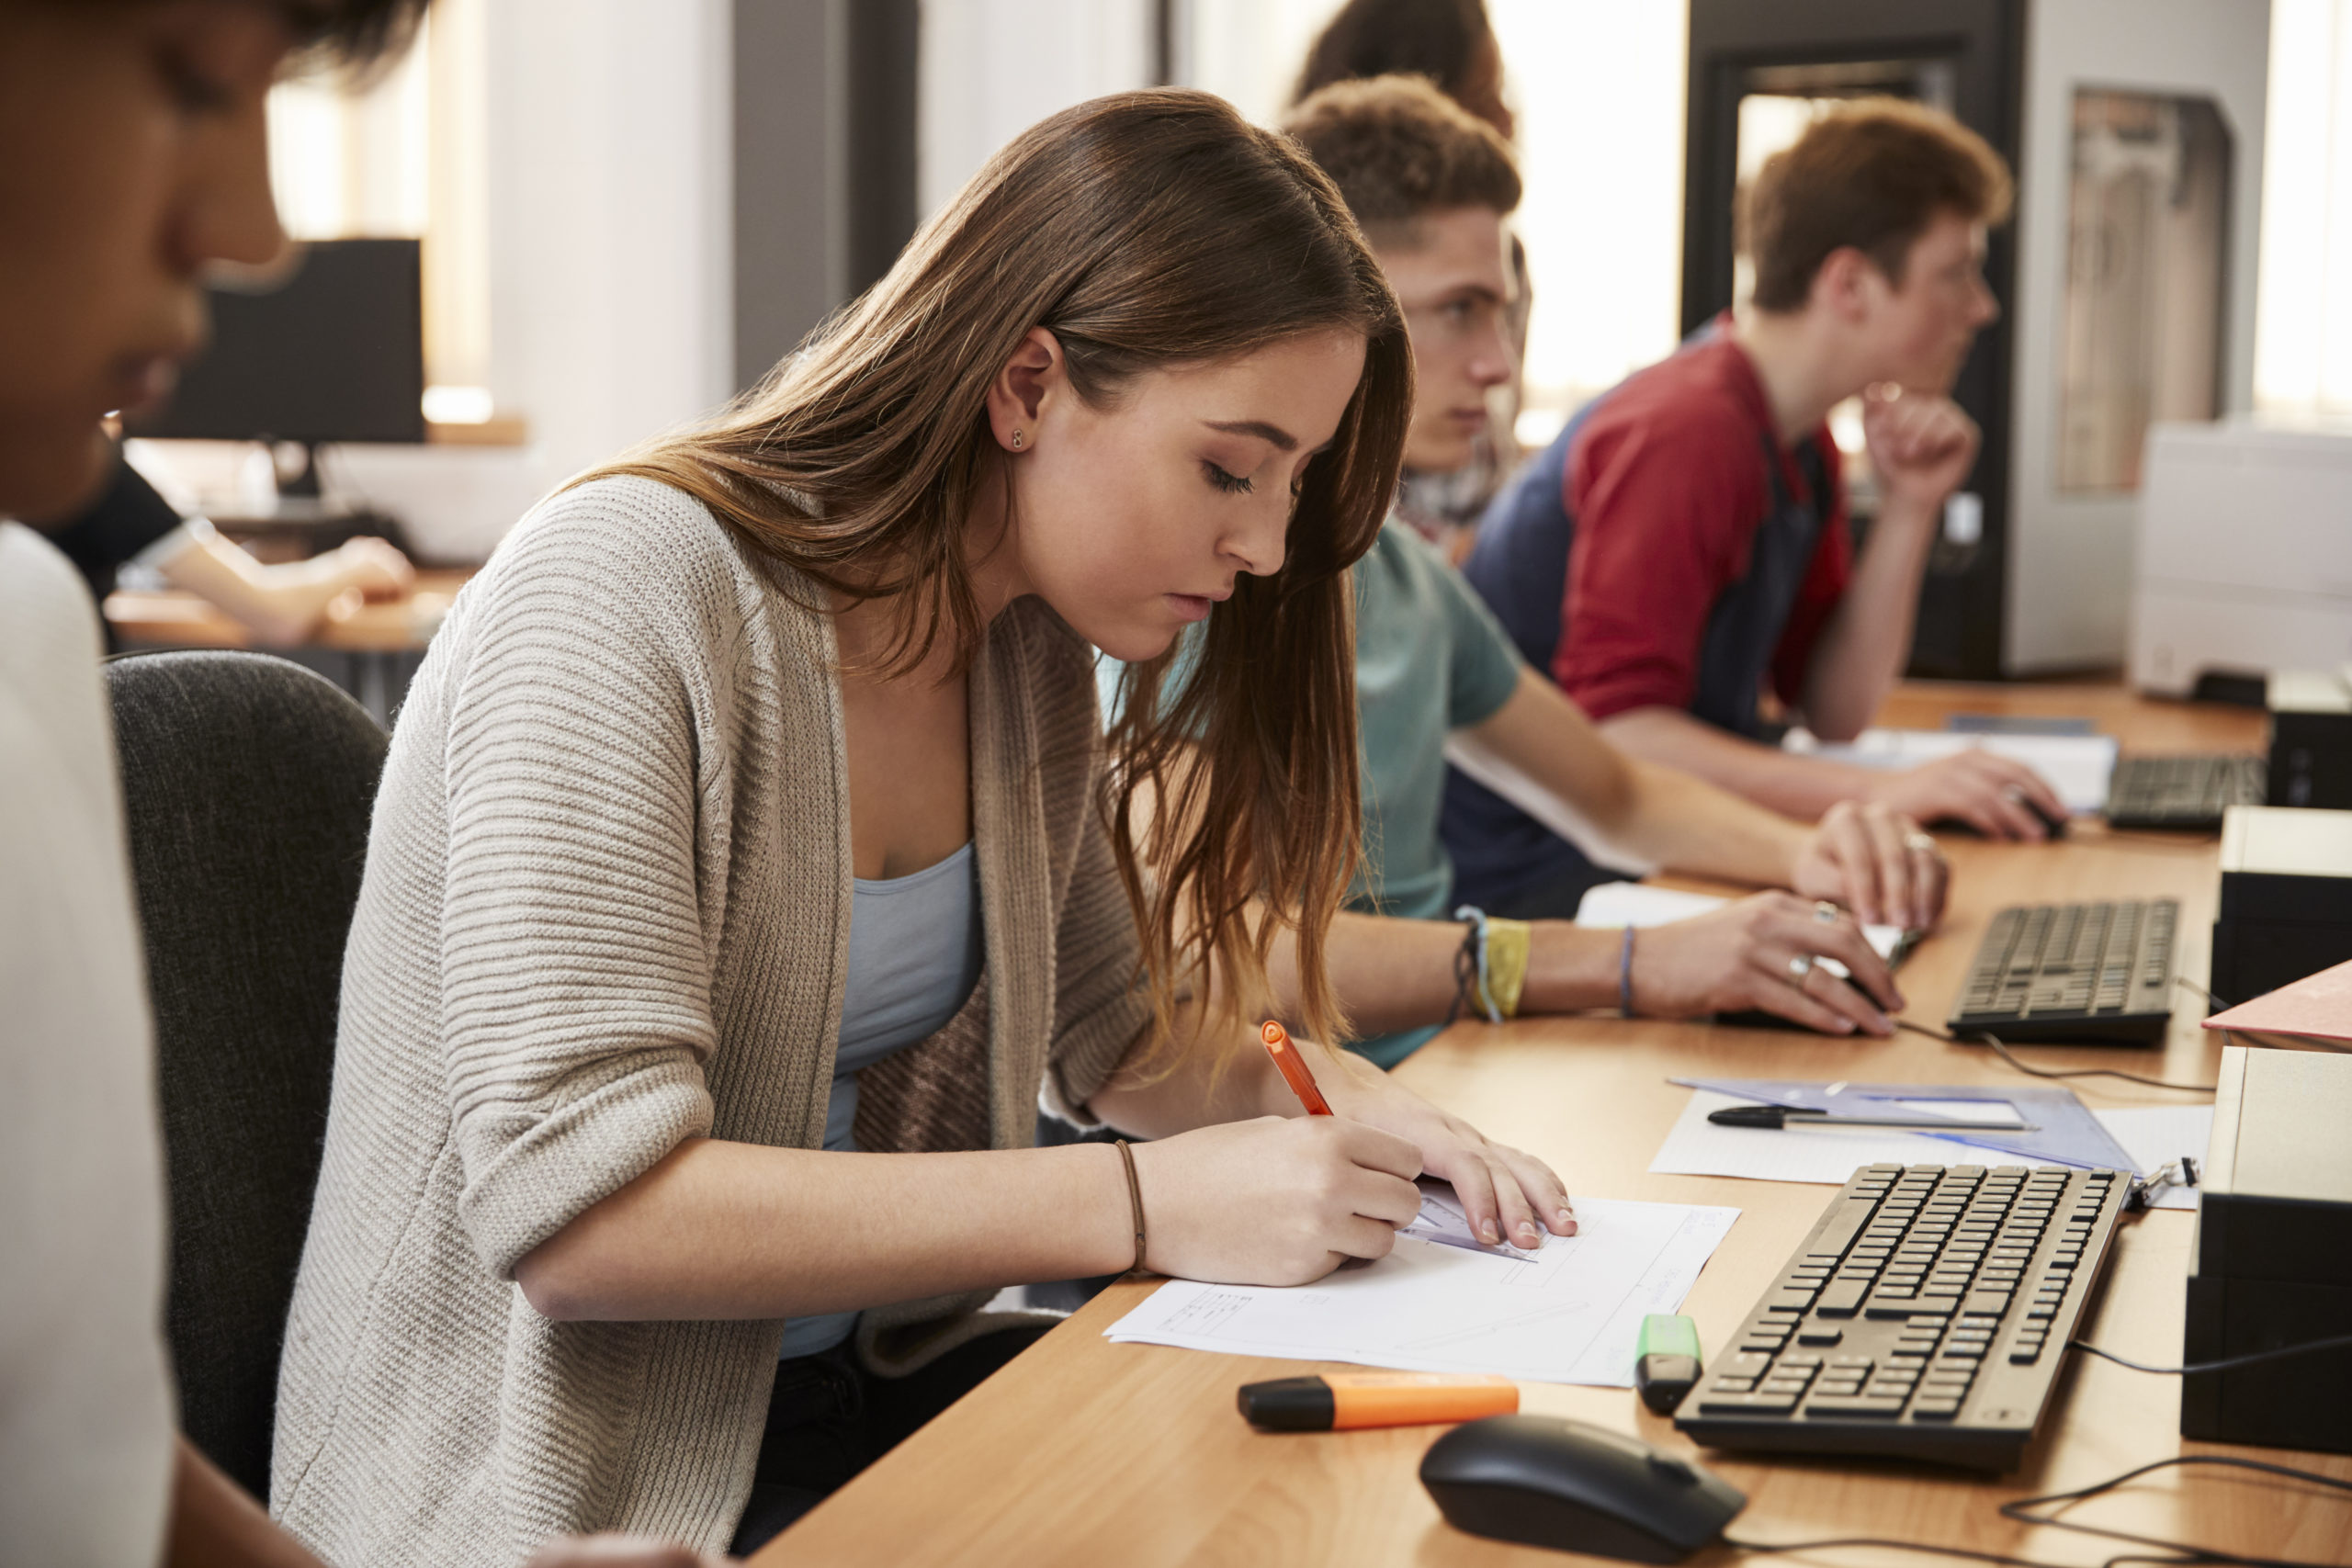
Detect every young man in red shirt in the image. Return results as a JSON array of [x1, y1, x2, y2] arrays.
[[1449, 101, 2066, 920]]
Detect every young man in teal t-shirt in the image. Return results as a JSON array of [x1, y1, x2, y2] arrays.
[[1280, 77, 1953, 1066]]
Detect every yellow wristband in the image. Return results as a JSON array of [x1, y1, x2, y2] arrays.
[[1481, 918, 1533, 1019]]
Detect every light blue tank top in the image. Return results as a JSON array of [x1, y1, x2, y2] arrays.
[[775, 841, 984, 1359]]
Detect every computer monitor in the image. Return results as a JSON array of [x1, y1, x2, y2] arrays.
[[126, 237, 426, 450]]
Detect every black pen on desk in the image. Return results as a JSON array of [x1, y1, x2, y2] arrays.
[[1707, 1103, 2039, 1133]]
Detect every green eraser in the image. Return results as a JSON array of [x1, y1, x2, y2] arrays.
[[1637, 1314, 1701, 1361]]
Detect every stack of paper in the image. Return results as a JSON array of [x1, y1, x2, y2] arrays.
[[1104, 1197, 1738, 1387], [2205, 959, 2352, 1044], [1781, 727, 2118, 814]]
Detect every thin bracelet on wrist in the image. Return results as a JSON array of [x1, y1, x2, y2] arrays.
[[1114, 1138, 1148, 1274], [1618, 923, 1638, 1018]]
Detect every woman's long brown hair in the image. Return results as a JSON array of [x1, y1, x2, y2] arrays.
[[581, 89, 1409, 1055]]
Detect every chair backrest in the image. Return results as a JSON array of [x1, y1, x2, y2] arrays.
[[105, 650, 387, 1498]]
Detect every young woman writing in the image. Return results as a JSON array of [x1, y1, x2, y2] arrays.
[[271, 90, 1570, 1564]]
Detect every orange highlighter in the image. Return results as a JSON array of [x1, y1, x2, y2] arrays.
[[1239, 1372, 1519, 1431], [1260, 1020, 1333, 1116]]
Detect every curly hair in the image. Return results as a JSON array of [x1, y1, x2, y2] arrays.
[[1283, 74, 1520, 247]]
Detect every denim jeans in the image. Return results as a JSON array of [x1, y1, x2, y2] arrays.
[[728, 1323, 1052, 1553]]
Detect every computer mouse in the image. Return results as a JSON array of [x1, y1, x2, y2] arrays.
[[2022, 794, 2069, 840], [1419, 1415, 1746, 1563]]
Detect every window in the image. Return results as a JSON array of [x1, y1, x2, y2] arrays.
[[2255, 0, 2352, 418], [265, 0, 492, 417], [1179, 0, 1690, 450]]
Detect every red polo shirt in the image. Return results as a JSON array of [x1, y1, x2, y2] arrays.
[[1555, 316, 1851, 722]]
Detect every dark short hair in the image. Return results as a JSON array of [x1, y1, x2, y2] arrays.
[[1742, 97, 2013, 311], [1293, 0, 1496, 109], [278, 0, 430, 71], [1283, 74, 1520, 246]]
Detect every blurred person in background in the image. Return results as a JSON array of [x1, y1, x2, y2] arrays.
[[1448, 99, 2065, 926], [1295, 0, 1524, 555]]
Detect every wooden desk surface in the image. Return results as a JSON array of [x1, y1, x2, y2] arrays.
[[103, 569, 471, 655], [763, 684, 2352, 1566]]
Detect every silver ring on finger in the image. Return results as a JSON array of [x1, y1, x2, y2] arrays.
[[1788, 953, 1815, 980], [1905, 831, 1939, 855], [1813, 900, 1841, 924]]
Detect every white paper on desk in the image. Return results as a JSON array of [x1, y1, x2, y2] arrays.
[[1780, 728, 2117, 815], [1650, 1090, 2213, 1210], [1103, 1198, 1738, 1387], [1574, 881, 1909, 968]]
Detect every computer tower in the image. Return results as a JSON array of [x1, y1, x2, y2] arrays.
[[2267, 671, 2352, 810], [2212, 807, 2352, 1007], [2183, 1046, 2352, 1455]]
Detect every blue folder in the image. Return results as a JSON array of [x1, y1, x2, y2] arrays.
[[1672, 1077, 2140, 1173]]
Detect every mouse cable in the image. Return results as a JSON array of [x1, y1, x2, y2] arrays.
[[1894, 1019, 2216, 1094], [1723, 1453, 2352, 1568], [1996, 1454, 2352, 1568], [2065, 1331, 2352, 1376], [2173, 976, 2231, 1011], [1716, 1531, 2070, 1567]]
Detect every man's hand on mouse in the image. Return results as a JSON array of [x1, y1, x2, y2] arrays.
[[1863, 750, 2068, 841]]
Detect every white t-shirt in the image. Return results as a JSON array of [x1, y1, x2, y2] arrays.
[[0, 522, 175, 1566]]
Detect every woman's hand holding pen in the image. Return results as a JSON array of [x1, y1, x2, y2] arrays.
[[1305, 1038, 1576, 1253], [1790, 798, 1947, 931], [1127, 1116, 1424, 1285]]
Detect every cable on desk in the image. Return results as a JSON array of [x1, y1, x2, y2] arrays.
[[1723, 1454, 2352, 1568], [1996, 1454, 2352, 1568], [1894, 1019, 2216, 1093], [1718, 1532, 2067, 1566], [2174, 975, 2231, 1010], [2066, 1332, 2352, 1376]]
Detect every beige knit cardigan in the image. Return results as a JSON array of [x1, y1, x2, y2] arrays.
[[269, 477, 1152, 1566]]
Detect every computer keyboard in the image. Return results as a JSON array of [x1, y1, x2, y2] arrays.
[[1675, 1162, 2127, 1471], [1946, 899, 2178, 1044], [2104, 753, 2265, 829]]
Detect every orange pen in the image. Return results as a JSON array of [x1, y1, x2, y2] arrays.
[[1261, 1020, 1333, 1116], [1238, 1372, 1519, 1431]]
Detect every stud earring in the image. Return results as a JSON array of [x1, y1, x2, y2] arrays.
[[1011, 430, 1024, 450]]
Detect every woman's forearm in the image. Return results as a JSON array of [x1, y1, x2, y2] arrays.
[[513, 1136, 1138, 1322]]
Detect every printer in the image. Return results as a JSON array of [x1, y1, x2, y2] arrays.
[[2267, 669, 2352, 809], [2183, 1045, 2352, 1455], [2131, 421, 2352, 698], [2212, 807, 2352, 1007]]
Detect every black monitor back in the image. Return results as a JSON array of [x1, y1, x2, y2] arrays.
[[129, 237, 425, 446]]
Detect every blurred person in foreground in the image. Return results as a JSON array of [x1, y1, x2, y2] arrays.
[[0, 3, 710, 1564]]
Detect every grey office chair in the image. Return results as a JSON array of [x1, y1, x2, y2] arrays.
[[106, 650, 387, 1498]]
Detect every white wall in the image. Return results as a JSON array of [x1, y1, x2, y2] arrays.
[[917, 0, 1153, 222], [483, 0, 735, 483]]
